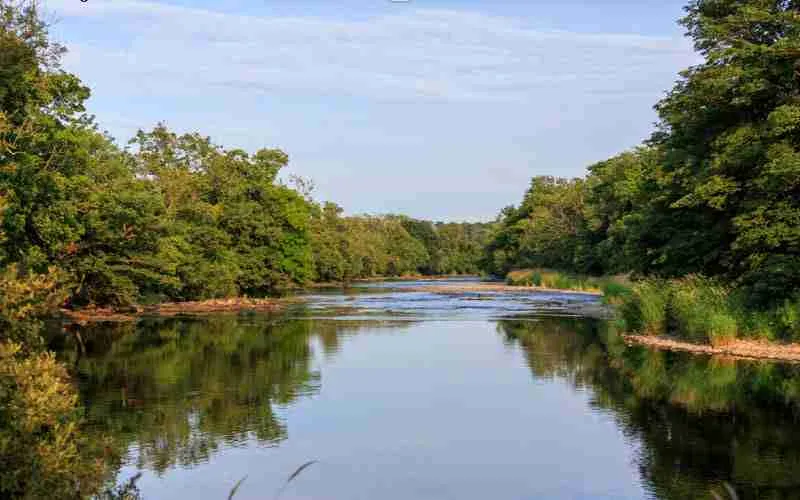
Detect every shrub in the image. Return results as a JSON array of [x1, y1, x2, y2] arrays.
[[551, 272, 575, 290], [739, 310, 777, 342], [666, 276, 735, 344], [668, 277, 707, 342], [601, 281, 633, 306], [0, 266, 67, 350], [0, 342, 111, 498], [616, 276, 799, 346], [602, 281, 632, 299]]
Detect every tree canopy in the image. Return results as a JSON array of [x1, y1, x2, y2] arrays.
[[483, 0, 800, 306]]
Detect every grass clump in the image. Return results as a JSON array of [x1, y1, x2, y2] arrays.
[[620, 280, 669, 336], [620, 276, 735, 343], [617, 275, 800, 345], [505, 268, 607, 293], [601, 281, 633, 302], [667, 276, 731, 343], [707, 312, 738, 346], [775, 297, 800, 342]]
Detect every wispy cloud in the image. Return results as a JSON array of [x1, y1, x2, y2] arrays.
[[46, 0, 696, 103], [41, 0, 698, 220]]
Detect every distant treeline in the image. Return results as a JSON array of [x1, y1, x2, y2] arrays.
[[481, 1, 800, 308], [0, 5, 488, 308], [311, 204, 490, 282]]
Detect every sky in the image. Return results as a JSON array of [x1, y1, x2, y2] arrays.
[[43, 0, 698, 221]]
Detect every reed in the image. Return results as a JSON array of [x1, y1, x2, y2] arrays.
[[617, 275, 800, 345], [505, 268, 617, 293]]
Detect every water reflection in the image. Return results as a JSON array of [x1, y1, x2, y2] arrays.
[[57, 314, 322, 473], [499, 318, 800, 499], [51, 312, 800, 498]]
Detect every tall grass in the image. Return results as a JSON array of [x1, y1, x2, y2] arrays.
[[505, 268, 628, 294], [619, 280, 668, 336], [617, 275, 800, 345], [507, 269, 800, 346]]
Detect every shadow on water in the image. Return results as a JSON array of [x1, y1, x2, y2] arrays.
[[47, 296, 800, 498]]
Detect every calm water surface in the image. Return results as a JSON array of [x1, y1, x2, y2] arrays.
[[55, 279, 800, 499]]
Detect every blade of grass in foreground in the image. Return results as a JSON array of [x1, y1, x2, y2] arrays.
[[227, 476, 247, 500], [274, 460, 318, 499]]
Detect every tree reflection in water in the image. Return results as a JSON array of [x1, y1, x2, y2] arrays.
[[499, 317, 800, 499], [50, 314, 800, 498]]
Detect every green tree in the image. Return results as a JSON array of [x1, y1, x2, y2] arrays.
[[0, 1, 176, 307], [584, 147, 661, 275], [649, 0, 800, 302], [309, 202, 348, 282], [435, 222, 491, 274], [481, 176, 589, 276], [131, 125, 314, 297]]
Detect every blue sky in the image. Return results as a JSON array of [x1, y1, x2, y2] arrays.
[[45, 0, 697, 221]]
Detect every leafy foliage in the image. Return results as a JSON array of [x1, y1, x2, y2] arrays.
[[0, 265, 65, 348], [484, 0, 800, 310], [619, 276, 800, 344], [0, 342, 112, 499], [309, 204, 489, 282], [481, 176, 589, 277]]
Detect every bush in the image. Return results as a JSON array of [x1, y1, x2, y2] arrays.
[[0, 342, 111, 498], [0, 266, 66, 350], [774, 296, 800, 342], [668, 277, 708, 342], [602, 281, 632, 299]]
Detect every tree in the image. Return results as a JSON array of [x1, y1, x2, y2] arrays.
[[481, 177, 590, 276], [650, 0, 800, 302], [131, 125, 314, 298], [584, 147, 661, 275], [0, 0, 177, 307]]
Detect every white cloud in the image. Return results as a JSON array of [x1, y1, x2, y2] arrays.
[[45, 0, 697, 103], [39, 0, 700, 219]]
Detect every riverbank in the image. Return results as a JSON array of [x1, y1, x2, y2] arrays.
[[504, 269, 616, 293], [53, 278, 800, 363], [624, 334, 800, 363], [60, 297, 299, 323], [401, 282, 602, 296], [304, 274, 481, 288], [500, 271, 800, 362]]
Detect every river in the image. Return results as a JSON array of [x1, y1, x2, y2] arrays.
[[54, 278, 800, 499]]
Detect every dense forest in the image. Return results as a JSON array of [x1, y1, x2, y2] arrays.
[[310, 205, 490, 283], [482, 1, 800, 310]]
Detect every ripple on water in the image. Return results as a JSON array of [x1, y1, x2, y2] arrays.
[[300, 279, 606, 321]]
